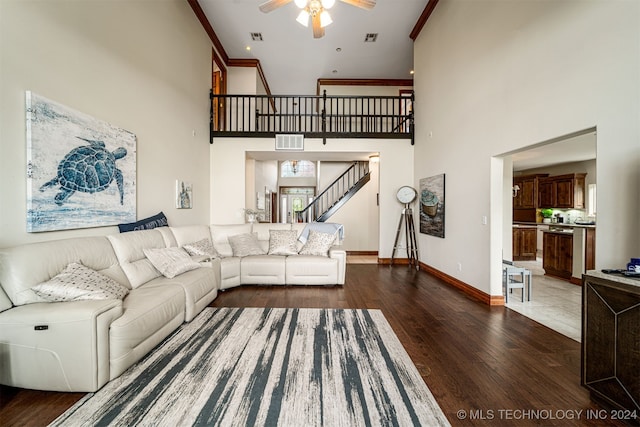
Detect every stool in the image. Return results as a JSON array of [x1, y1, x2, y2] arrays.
[[502, 262, 532, 303]]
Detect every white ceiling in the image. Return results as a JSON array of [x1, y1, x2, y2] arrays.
[[198, 0, 428, 95], [511, 131, 597, 172]]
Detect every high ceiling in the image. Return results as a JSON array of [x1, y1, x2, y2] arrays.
[[197, 0, 429, 95]]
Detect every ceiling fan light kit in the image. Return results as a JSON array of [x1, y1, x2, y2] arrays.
[[259, 0, 375, 38]]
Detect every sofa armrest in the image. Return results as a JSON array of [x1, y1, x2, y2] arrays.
[[328, 246, 346, 285], [0, 299, 123, 392]]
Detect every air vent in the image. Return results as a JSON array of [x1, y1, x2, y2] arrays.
[[275, 134, 304, 151], [250, 32, 263, 41], [364, 33, 378, 42]]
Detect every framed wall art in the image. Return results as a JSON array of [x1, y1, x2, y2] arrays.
[[26, 91, 137, 232], [176, 180, 192, 209], [419, 173, 445, 238]]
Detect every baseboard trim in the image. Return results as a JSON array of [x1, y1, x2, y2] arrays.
[[569, 277, 582, 286], [347, 251, 378, 256], [419, 262, 504, 306]]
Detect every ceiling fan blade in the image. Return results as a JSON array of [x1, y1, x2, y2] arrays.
[[339, 0, 376, 10], [312, 13, 325, 38], [259, 0, 294, 13]]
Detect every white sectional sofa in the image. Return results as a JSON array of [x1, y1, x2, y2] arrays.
[[0, 222, 345, 392]]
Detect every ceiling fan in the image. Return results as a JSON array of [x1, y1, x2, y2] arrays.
[[259, 0, 376, 39]]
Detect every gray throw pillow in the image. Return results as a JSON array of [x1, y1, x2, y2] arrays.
[[183, 238, 220, 259], [268, 229, 298, 256], [228, 232, 266, 257], [32, 262, 129, 302], [298, 230, 336, 257], [143, 247, 201, 278]]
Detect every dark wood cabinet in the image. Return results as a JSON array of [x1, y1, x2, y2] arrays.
[[582, 272, 640, 413], [538, 173, 586, 209], [513, 227, 537, 261], [513, 174, 547, 209], [542, 231, 573, 279]]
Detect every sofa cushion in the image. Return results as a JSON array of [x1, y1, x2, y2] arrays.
[[117, 211, 168, 233], [107, 230, 167, 289], [143, 248, 200, 279], [31, 262, 129, 302], [109, 283, 185, 379], [228, 233, 266, 257], [210, 224, 252, 257], [268, 229, 299, 256], [298, 230, 336, 256]]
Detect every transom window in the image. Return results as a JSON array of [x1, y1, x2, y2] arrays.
[[281, 160, 315, 178]]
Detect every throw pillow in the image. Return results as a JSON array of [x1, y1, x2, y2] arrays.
[[228, 233, 266, 257], [298, 230, 336, 257], [182, 238, 220, 259], [118, 212, 169, 233], [143, 247, 200, 279], [268, 229, 298, 256], [32, 262, 129, 302]]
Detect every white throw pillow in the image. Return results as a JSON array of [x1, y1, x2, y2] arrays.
[[143, 247, 201, 279], [228, 233, 266, 257], [182, 238, 220, 259], [298, 230, 336, 257], [32, 262, 129, 302], [268, 229, 299, 256]]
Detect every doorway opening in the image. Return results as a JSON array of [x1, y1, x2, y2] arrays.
[[494, 127, 597, 341]]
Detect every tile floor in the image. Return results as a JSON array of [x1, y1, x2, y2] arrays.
[[505, 259, 582, 342]]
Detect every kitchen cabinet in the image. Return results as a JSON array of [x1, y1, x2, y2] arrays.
[[513, 174, 547, 209], [582, 272, 640, 413], [542, 231, 573, 279], [538, 173, 586, 209], [513, 227, 537, 261]]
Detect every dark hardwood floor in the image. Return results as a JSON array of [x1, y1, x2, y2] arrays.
[[0, 264, 630, 426]]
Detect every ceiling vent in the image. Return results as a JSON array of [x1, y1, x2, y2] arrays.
[[275, 134, 304, 151], [250, 32, 263, 41], [364, 33, 378, 42]]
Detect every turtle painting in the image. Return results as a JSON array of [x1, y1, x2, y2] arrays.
[[40, 137, 128, 206]]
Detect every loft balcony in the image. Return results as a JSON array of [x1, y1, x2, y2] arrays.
[[210, 90, 414, 145]]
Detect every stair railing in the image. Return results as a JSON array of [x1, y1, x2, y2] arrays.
[[298, 161, 370, 222]]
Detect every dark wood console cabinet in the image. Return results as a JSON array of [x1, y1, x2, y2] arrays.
[[582, 272, 640, 413]]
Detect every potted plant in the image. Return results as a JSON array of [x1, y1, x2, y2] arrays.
[[541, 208, 553, 223]]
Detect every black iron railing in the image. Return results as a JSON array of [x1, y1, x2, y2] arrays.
[[210, 90, 414, 144], [297, 161, 371, 223]]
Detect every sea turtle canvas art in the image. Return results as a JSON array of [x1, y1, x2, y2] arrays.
[[40, 138, 128, 206], [26, 92, 137, 232]]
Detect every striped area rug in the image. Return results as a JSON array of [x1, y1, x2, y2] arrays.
[[52, 307, 450, 426]]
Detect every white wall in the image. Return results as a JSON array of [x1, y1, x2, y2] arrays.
[[414, 0, 640, 296], [210, 138, 412, 255], [0, 0, 213, 248]]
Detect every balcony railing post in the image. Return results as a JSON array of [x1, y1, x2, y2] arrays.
[[322, 90, 327, 145]]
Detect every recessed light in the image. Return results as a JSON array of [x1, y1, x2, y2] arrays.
[[246, 46, 251, 51], [410, 70, 414, 75], [332, 70, 338, 74], [336, 47, 342, 52]]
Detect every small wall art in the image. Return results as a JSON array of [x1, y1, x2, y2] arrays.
[[176, 180, 192, 209], [419, 173, 445, 238], [26, 91, 137, 232]]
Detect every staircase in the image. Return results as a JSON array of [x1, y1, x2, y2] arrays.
[[297, 161, 371, 222]]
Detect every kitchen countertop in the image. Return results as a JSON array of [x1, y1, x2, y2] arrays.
[[513, 221, 596, 229]]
